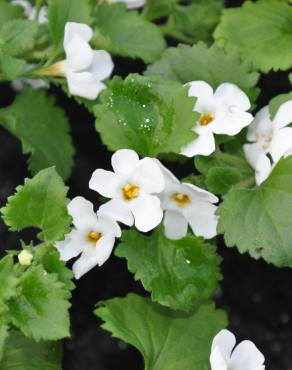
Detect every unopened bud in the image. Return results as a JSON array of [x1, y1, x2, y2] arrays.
[[18, 250, 33, 266]]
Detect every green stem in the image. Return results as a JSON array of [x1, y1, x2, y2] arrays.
[[216, 150, 251, 170], [237, 176, 256, 189], [34, 0, 45, 22]]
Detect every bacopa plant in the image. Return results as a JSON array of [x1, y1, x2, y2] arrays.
[[0, 0, 291, 369]]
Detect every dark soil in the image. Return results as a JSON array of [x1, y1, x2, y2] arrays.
[[1, 5, 292, 368]]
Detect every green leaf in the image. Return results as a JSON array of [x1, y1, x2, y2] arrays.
[[205, 167, 241, 196], [0, 19, 38, 57], [0, 88, 74, 180], [217, 156, 292, 267], [94, 74, 197, 157], [214, 0, 292, 73], [92, 3, 166, 63], [0, 52, 25, 79], [0, 0, 24, 28], [96, 294, 227, 370], [8, 266, 71, 341], [0, 256, 18, 311], [1, 167, 71, 243], [37, 246, 75, 291], [1, 330, 62, 370], [269, 92, 292, 119], [0, 320, 9, 362], [143, 0, 176, 21], [115, 229, 221, 312], [166, 0, 223, 45], [145, 42, 259, 101], [47, 0, 92, 51]]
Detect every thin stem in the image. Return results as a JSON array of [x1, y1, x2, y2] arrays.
[[237, 176, 256, 189]]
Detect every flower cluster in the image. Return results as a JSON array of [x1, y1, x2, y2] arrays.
[[210, 329, 265, 370], [55, 149, 219, 278], [244, 101, 292, 185]]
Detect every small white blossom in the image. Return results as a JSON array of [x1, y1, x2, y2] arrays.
[[181, 81, 253, 157], [44, 22, 114, 100], [55, 196, 121, 279], [89, 149, 165, 232], [155, 160, 218, 240], [244, 101, 292, 185], [18, 250, 33, 266], [109, 0, 146, 9], [210, 329, 265, 370], [11, 0, 47, 23]]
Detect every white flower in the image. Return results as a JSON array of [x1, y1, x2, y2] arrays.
[[210, 329, 265, 370], [11, 78, 48, 92], [44, 22, 114, 100], [55, 196, 121, 279], [244, 101, 292, 185], [109, 0, 146, 9], [181, 81, 253, 157], [155, 160, 218, 240], [18, 250, 33, 266], [89, 149, 165, 232], [11, 0, 47, 23]]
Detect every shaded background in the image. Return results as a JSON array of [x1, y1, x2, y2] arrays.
[[1, 0, 292, 368]]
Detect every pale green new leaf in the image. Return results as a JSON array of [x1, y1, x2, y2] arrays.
[[8, 266, 71, 341], [92, 3, 166, 63], [0, 88, 74, 180], [115, 229, 221, 312], [1, 331, 62, 370], [96, 294, 227, 370], [145, 42, 259, 101], [47, 0, 92, 51], [94, 74, 197, 157], [214, 0, 292, 73], [1, 167, 71, 243], [217, 156, 292, 267]]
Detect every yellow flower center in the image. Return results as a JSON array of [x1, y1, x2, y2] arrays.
[[172, 193, 190, 207], [87, 231, 102, 244], [199, 113, 215, 126], [122, 183, 140, 201]]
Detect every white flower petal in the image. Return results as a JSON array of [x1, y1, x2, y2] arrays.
[[99, 199, 134, 226], [131, 193, 163, 232], [90, 50, 114, 82], [186, 201, 218, 239], [95, 235, 116, 266], [181, 129, 215, 157], [214, 83, 251, 111], [111, 149, 140, 177], [153, 159, 180, 186], [64, 34, 93, 71], [68, 196, 97, 229], [66, 71, 105, 100], [163, 210, 188, 240], [210, 346, 229, 370], [96, 212, 122, 237], [72, 248, 98, 279], [89, 169, 119, 198], [211, 111, 254, 136], [211, 329, 236, 363], [244, 143, 272, 186], [273, 100, 292, 130], [270, 126, 292, 162], [246, 106, 272, 142], [188, 80, 214, 113], [230, 340, 265, 370], [131, 157, 165, 194], [183, 183, 218, 203], [63, 22, 93, 49], [55, 230, 84, 261]]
